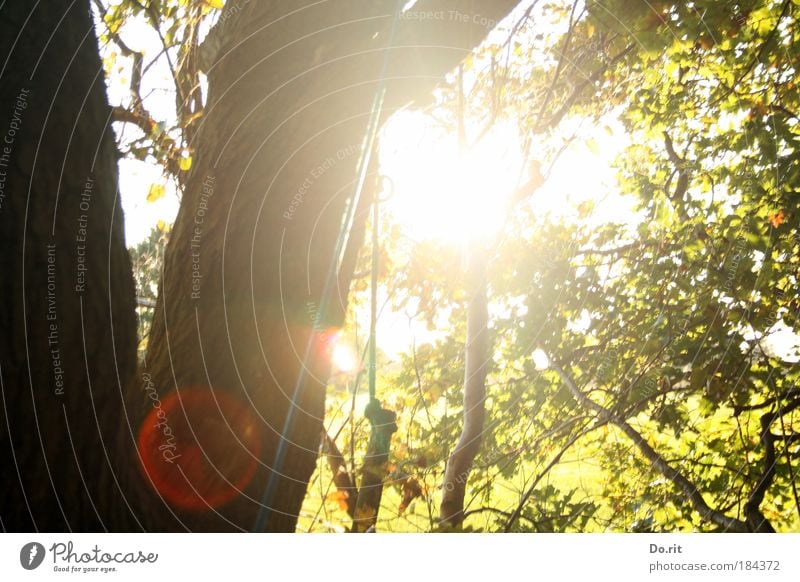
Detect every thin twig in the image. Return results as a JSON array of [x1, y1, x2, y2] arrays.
[[504, 419, 605, 531]]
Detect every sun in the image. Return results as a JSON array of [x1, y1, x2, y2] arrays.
[[371, 107, 639, 364], [379, 108, 640, 248], [330, 340, 359, 374], [379, 110, 527, 245]]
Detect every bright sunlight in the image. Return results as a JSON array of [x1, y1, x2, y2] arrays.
[[379, 110, 527, 244], [379, 108, 638, 248]]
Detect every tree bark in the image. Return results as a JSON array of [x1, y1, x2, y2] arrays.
[[440, 246, 489, 527], [322, 431, 357, 519], [0, 1, 139, 531], [352, 400, 397, 532], [143, 0, 522, 531]]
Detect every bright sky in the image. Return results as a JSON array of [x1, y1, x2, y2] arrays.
[[97, 1, 798, 366], [95, 6, 182, 246], [371, 106, 638, 360]]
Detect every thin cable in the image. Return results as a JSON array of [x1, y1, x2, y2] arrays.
[[368, 185, 379, 401]]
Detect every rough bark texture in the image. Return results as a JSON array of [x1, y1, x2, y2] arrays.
[[0, 2, 139, 531], [143, 0, 521, 531], [352, 401, 397, 532], [440, 246, 488, 527]]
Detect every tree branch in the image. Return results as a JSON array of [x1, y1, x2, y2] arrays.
[[440, 244, 489, 527], [321, 431, 358, 519], [111, 106, 181, 176], [550, 360, 751, 532], [533, 0, 581, 129], [744, 412, 779, 532], [504, 419, 604, 531], [536, 43, 634, 133], [710, 0, 792, 108], [744, 388, 800, 532], [779, 413, 800, 522], [663, 131, 691, 221]]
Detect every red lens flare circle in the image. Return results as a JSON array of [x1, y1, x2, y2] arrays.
[[137, 386, 262, 511]]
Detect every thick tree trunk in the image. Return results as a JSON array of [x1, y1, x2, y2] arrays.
[[440, 246, 489, 527], [144, 0, 521, 532], [0, 2, 139, 531]]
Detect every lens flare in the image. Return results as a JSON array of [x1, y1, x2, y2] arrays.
[[137, 386, 262, 511], [331, 341, 359, 374]]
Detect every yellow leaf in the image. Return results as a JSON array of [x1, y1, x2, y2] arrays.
[[577, 200, 594, 218], [147, 183, 165, 203], [179, 155, 192, 171], [157, 219, 167, 232], [205, 0, 225, 9]]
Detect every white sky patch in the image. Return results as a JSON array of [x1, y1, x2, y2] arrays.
[[530, 113, 639, 229], [379, 294, 447, 361], [118, 158, 180, 246], [93, 5, 184, 246], [741, 319, 800, 364], [764, 321, 800, 363], [377, 309, 446, 361], [532, 348, 550, 370], [567, 308, 592, 335]]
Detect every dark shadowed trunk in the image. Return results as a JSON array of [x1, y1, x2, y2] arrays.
[[0, 2, 139, 531], [143, 1, 521, 531]]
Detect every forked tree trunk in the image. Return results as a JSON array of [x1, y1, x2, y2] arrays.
[[0, 1, 139, 531], [143, 0, 521, 531], [440, 246, 489, 527]]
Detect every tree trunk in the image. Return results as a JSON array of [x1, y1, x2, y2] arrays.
[[352, 401, 397, 532], [0, 1, 139, 531], [143, 0, 522, 531], [440, 246, 489, 527]]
